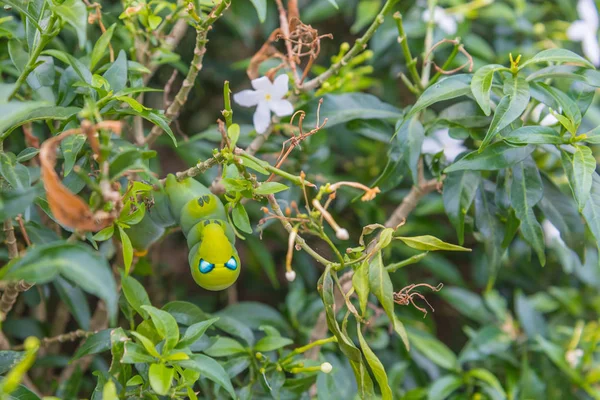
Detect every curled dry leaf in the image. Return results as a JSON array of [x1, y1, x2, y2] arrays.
[[40, 120, 122, 232]]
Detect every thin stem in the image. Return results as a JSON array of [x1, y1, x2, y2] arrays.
[[266, 194, 335, 268], [222, 80, 233, 127], [155, 153, 224, 187], [421, 0, 437, 87], [302, 0, 399, 91], [428, 42, 459, 86], [144, 0, 231, 146], [236, 150, 313, 187], [393, 12, 422, 91], [8, 16, 58, 101]]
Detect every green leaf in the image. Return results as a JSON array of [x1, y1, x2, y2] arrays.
[[439, 287, 494, 324], [90, 24, 116, 70], [55, 277, 91, 330], [510, 159, 545, 266], [304, 93, 401, 127], [126, 375, 144, 387], [0, 153, 28, 189], [536, 336, 584, 384], [177, 318, 219, 348], [572, 145, 595, 211], [130, 331, 161, 358], [427, 375, 463, 400], [117, 225, 133, 275], [326, 0, 339, 9], [467, 368, 506, 397], [103, 50, 128, 92], [526, 65, 600, 87], [116, 108, 177, 147], [148, 363, 174, 396], [318, 266, 362, 361], [531, 82, 581, 133], [1, 0, 42, 31], [409, 74, 472, 118], [179, 354, 236, 398], [583, 173, 600, 252], [0, 351, 25, 375], [227, 123, 240, 148], [515, 291, 547, 338], [445, 142, 534, 172], [8, 39, 28, 72], [1, 242, 118, 325], [51, 0, 87, 48], [73, 329, 111, 360], [471, 64, 503, 116], [395, 235, 471, 252], [352, 260, 369, 315], [254, 182, 289, 195], [16, 148, 39, 163], [102, 380, 118, 400], [141, 305, 180, 353], [121, 274, 151, 319], [395, 116, 424, 184], [357, 322, 392, 400], [368, 252, 409, 349], [503, 126, 563, 145], [580, 125, 600, 144], [92, 225, 114, 241], [407, 329, 458, 371], [443, 171, 480, 245], [204, 337, 246, 357], [254, 336, 293, 352], [249, 0, 267, 22], [480, 75, 530, 150], [0, 105, 80, 139], [232, 202, 252, 234], [60, 134, 86, 177], [121, 342, 155, 364], [520, 49, 595, 70]]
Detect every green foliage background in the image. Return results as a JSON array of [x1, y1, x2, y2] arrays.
[[1, 0, 600, 399]]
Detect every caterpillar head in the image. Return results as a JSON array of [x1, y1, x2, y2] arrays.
[[189, 222, 241, 291]]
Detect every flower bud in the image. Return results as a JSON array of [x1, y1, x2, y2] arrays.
[[320, 362, 333, 373], [336, 228, 349, 240], [285, 271, 296, 282]]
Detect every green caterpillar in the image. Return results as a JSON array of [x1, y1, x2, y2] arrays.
[[127, 175, 240, 291]]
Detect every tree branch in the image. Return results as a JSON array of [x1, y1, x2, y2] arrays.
[[301, 0, 398, 91], [144, 0, 231, 146], [307, 166, 442, 358]]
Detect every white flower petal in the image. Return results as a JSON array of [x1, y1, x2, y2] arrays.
[[531, 103, 544, 122], [582, 33, 600, 66], [567, 20, 589, 41], [269, 99, 294, 117], [251, 76, 272, 91], [233, 90, 260, 107], [540, 113, 559, 126], [543, 219, 564, 246], [253, 101, 271, 134], [271, 74, 289, 99], [438, 14, 458, 35], [421, 137, 443, 155], [578, 0, 599, 30]]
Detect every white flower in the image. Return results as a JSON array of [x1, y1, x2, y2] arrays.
[[320, 362, 333, 373], [233, 75, 294, 134], [542, 219, 565, 246], [422, 6, 460, 35], [567, 0, 600, 66], [531, 103, 559, 127], [565, 348, 584, 368], [421, 128, 467, 162]]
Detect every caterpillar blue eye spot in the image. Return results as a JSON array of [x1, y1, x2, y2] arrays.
[[225, 256, 237, 271], [199, 259, 215, 274]]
